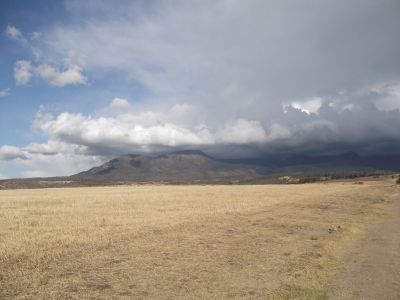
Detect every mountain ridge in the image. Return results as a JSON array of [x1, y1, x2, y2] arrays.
[[71, 150, 261, 183], [1, 150, 399, 189], [71, 150, 400, 183]]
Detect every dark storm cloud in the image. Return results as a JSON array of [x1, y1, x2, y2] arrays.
[[2, 1, 400, 177]]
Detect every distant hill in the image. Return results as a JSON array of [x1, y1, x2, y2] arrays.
[[1, 150, 399, 189], [72, 150, 400, 183], [71, 150, 261, 183], [224, 151, 400, 174], [272, 151, 400, 174]]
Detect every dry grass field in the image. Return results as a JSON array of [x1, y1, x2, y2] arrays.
[[0, 178, 399, 299]]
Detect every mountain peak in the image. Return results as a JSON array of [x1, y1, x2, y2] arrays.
[[71, 150, 256, 182]]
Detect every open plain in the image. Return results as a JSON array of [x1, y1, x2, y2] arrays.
[[0, 177, 399, 299]]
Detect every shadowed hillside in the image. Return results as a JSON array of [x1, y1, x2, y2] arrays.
[[71, 150, 261, 183], [1, 151, 399, 189]]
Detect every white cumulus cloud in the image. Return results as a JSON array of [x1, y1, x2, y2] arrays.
[[14, 60, 33, 86], [33, 111, 216, 153], [286, 97, 323, 114], [35, 64, 87, 87], [0, 146, 27, 160], [0, 88, 10, 97], [5, 25, 27, 44], [13, 60, 87, 87], [0, 141, 103, 178], [110, 97, 130, 108], [216, 119, 269, 144]]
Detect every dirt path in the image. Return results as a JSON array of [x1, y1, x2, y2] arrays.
[[329, 190, 400, 299]]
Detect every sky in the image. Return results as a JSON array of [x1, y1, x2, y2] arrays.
[[1, 0, 400, 179]]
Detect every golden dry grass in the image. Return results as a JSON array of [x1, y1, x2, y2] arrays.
[[0, 178, 398, 299]]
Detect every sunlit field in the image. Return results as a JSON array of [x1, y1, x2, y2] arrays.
[[0, 178, 398, 299]]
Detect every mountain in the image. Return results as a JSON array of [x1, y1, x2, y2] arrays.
[[217, 151, 400, 180], [71, 150, 261, 183], [72, 150, 400, 183], [1, 150, 399, 189], [272, 152, 400, 173], [276, 151, 362, 167]]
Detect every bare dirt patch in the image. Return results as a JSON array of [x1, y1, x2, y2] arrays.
[[328, 187, 400, 299]]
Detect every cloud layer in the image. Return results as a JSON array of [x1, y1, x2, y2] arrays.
[[1, 0, 400, 178]]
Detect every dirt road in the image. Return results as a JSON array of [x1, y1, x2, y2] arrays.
[[329, 189, 400, 299]]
